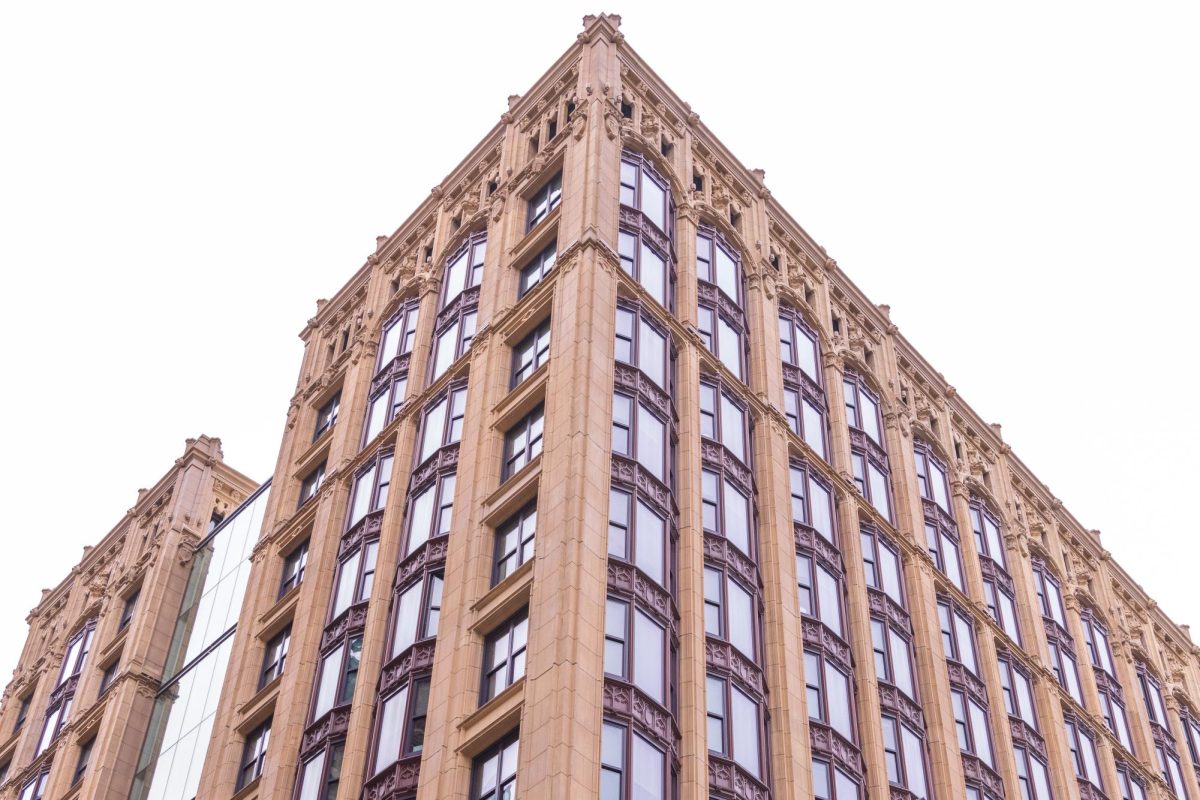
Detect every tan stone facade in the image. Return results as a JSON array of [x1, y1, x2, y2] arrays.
[[4, 13, 1200, 800], [0, 436, 256, 800]]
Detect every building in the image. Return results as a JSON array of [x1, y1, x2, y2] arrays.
[[4, 11, 1200, 800]]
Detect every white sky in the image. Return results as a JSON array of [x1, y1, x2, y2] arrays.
[[1, 2, 1197, 677]]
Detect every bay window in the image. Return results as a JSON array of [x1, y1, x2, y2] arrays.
[[1013, 746, 1054, 800], [431, 309, 478, 380], [699, 380, 748, 464], [329, 540, 378, 619], [983, 578, 1021, 643], [57, 623, 94, 686], [707, 674, 765, 780], [296, 743, 343, 800], [608, 488, 667, 589], [812, 758, 861, 799], [938, 600, 979, 675], [371, 677, 431, 775], [502, 404, 544, 479], [363, 372, 408, 447], [404, 473, 456, 556], [17, 774, 48, 800], [619, 228, 670, 308], [696, 229, 742, 307], [376, 300, 420, 370], [440, 233, 486, 309], [861, 527, 905, 608], [703, 565, 757, 661], [796, 552, 844, 639], [604, 597, 668, 707], [1032, 561, 1067, 630], [390, 572, 443, 659], [347, 451, 394, 530], [1047, 639, 1084, 705], [615, 301, 669, 390], [701, 468, 752, 556], [493, 503, 537, 585], [997, 654, 1039, 731], [843, 377, 883, 445], [1158, 745, 1189, 798], [511, 319, 551, 387], [881, 714, 930, 799], [969, 501, 1007, 570], [601, 722, 670, 800], [311, 635, 362, 721], [620, 155, 669, 234], [417, 385, 468, 465], [697, 301, 744, 381], [1065, 718, 1105, 792], [913, 444, 952, 515], [1081, 611, 1117, 678], [1099, 688, 1134, 752], [482, 610, 529, 702], [952, 689, 995, 768], [789, 461, 836, 544], [1139, 666, 1170, 730], [806, 650, 855, 742], [780, 308, 828, 459], [1117, 765, 1149, 800], [612, 391, 668, 484], [926, 521, 964, 591], [871, 618, 915, 699]]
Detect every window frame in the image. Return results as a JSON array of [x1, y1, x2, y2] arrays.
[[697, 299, 745, 381], [493, 502, 537, 586], [938, 600, 979, 676], [608, 487, 671, 591], [881, 713, 931, 799], [298, 461, 326, 508], [996, 653, 1039, 732], [811, 757, 862, 800], [527, 171, 562, 230], [843, 375, 884, 445], [969, 501, 1007, 571], [328, 538, 379, 621], [951, 688, 996, 768], [429, 307, 478, 381], [510, 318, 552, 388], [699, 379, 750, 466], [310, 634, 363, 723], [118, 589, 139, 631], [313, 391, 340, 442], [618, 226, 673, 310], [611, 390, 671, 487], [518, 240, 558, 297], [871, 616, 917, 701], [860, 526, 906, 609], [620, 153, 671, 234], [416, 384, 468, 467], [502, 404, 545, 480], [279, 539, 309, 598], [295, 741, 344, 800], [706, 673, 766, 781], [387, 570, 444, 660], [1013, 744, 1054, 800], [982, 577, 1022, 644], [696, 228, 744, 309], [470, 730, 520, 800], [701, 467, 753, 558], [439, 232, 487, 310], [369, 675, 431, 776], [703, 563, 759, 662], [603, 595, 673, 710], [362, 371, 409, 449], [346, 450, 395, 531], [237, 718, 271, 791], [789, 461, 838, 545], [260, 625, 291, 689], [403, 472, 457, 556], [796, 551, 845, 640], [1064, 717, 1106, 792], [805, 648, 857, 744], [615, 300, 671, 391], [481, 609, 530, 704], [375, 299, 421, 374], [73, 735, 94, 785]]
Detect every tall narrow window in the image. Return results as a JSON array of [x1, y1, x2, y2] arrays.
[[997, 654, 1039, 731], [861, 527, 905, 608], [237, 719, 271, 790], [604, 598, 667, 706], [1064, 718, 1106, 793], [471, 732, 520, 800], [780, 309, 827, 459], [872, 618, 916, 699], [1046, 639, 1084, 705], [1117, 765, 1149, 800], [441, 234, 487, 309], [314, 392, 340, 441], [418, 386, 468, 465], [371, 677, 431, 775], [843, 377, 883, 445], [612, 392, 668, 484], [73, 736, 94, 785], [969, 502, 1007, 570], [615, 302, 670, 390], [790, 462, 836, 544], [618, 229, 670, 308], [405, 473, 457, 555], [347, 451, 394, 529], [702, 468, 752, 556], [697, 302, 745, 381], [260, 626, 291, 689], [704, 566, 757, 661], [1013, 745, 1054, 800], [806, 650, 856, 743], [279, 539, 309, 598], [952, 689, 995, 768], [502, 404, 545, 479], [796, 553, 844, 638], [812, 758, 861, 799], [608, 489, 667, 588], [1032, 561, 1067, 629], [982, 578, 1021, 644], [482, 610, 529, 702], [620, 155, 669, 234], [431, 309, 478, 380], [494, 503, 537, 585], [518, 241, 557, 297], [881, 714, 930, 799], [390, 572, 444, 658], [376, 300, 420, 370], [696, 229, 743, 308], [297, 744, 343, 800], [511, 319, 552, 387], [298, 462, 326, 508]]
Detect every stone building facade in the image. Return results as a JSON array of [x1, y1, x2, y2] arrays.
[[4, 12, 1200, 800]]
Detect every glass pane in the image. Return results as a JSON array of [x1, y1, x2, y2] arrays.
[[406, 485, 435, 555], [868, 465, 890, 520], [727, 578, 754, 659], [969, 700, 994, 767], [392, 580, 423, 657], [810, 481, 833, 543], [723, 481, 750, 555], [636, 405, 665, 481], [297, 753, 326, 800], [817, 566, 842, 637], [825, 662, 852, 740], [633, 610, 664, 704], [313, 646, 344, 719], [717, 317, 741, 378], [803, 401, 825, 458], [331, 551, 360, 618], [432, 323, 458, 379], [719, 394, 745, 462], [902, 725, 929, 798], [731, 686, 761, 779], [642, 176, 665, 231], [635, 500, 665, 586], [374, 687, 407, 772], [715, 244, 738, 302], [640, 320, 666, 389], [631, 733, 664, 800], [348, 465, 375, 526], [640, 243, 666, 306], [860, 392, 880, 443]]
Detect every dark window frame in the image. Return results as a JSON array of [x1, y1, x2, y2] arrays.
[[618, 226, 674, 311], [470, 730, 521, 800], [429, 305, 478, 382], [279, 539, 309, 598], [696, 227, 744, 308], [1080, 609, 1117, 678], [481, 609, 530, 704], [439, 232, 488, 310], [309, 634, 363, 723], [843, 374, 884, 445], [298, 461, 326, 509], [706, 672, 767, 781], [313, 391, 341, 442], [699, 379, 750, 467], [403, 471, 457, 556], [982, 576, 1021, 644], [790, 460, 838, 545], [996, 653, 1039, 732], [502, 403, 545, 480], [1064, 716, 1106, 791], [1012, 744, 1054, 800], [346, 449, 395, 531], [493, 502, 537, 586], [609, 487, 672, 592], [612, 390, 672, 488], [779, 307, 828, 460], [938, 599, 979, 676], [871, 616, 917, 701], [375, 299, 421, 374], [73, 735, 94, 785], [805, 647, 857, 744], [703, 562, 759, 663], [118, 589, 139, 631], [860, 526, 906, 609], [387, 570, 444, 661], [526, 171, 562, 230], [237, 718, 271, 790], [697, 299, 746, 382], [951, 688, 996, 768], [700, 467, 754, 559], [260, 625, 291, 690], [796, 550, 845, 641], [362, 370, 409, 449], [295, 741, 344, 800], [615, 299, 672, 391], [969, 500, 1007, 571], [327, 537, 380, 622], [880, 713, 931, 798], [510, 318, 552, 388], [518, 240, 558, 298], [811, 756, 862, 799], [619, 153, 672, 235], [369, 675, 431, 776], [603, 594, 674, 712], [416, 384, 469, 467]]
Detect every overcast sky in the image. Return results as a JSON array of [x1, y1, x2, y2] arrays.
[[1, 2, 1197, 677]]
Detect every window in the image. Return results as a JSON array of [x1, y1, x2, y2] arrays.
[[347, 452, 394, 529], [405, 473, 457, 555], [311, 636, 362, 721], [17, 773, 48, 800], [57, 623, 94, 684], [812, 757, 861, 799], [417, 386, 468, 465], [390, 572, 444, 658], [615, 302, 669, 390], [790, 463, 836, 544], [618, 229, 670, 308], [1046, 639, 1084, 705], [260, 626, 291, 689], [1065, 718, 1105, 792], [1081, 612, 1117, 677], [843, 377, 883, 445], [1157, 745, 1189, 798], [376, 301, 420, 370], [237, 719, 271, 790], [952, 689, 995, 767], [527, 171, 562, 229], [796, 553, 843, 638], [850, 447, 891, 521], [1032, 561, 1067, 630], [697, 301, 744, 380], [494, 503, 537, 585], [73, 736, 94, 785], [329, 539, 378, 619], [780, 309, 827, 459], [511, 319, 551, 387], [608, 489, 667, 588], [36, 694, 73, 756], [363, 372, 409, 447], [298, 461, 326, 507], [600, 721, 669, 800], [279, 539, 309, 597], [296, 743, 343, 800], [938, 601, 978, 675], [1099, 688, 1133, 752], [872, 618, 915, 699], [314, 392, 340, 441], [98, 659, 119, 695], [701, 468, 751, 556], [482, 610, 529, 702], [806, 650, 855, 742], [518, 241, 557, 297], [118, 589, 139, 631], [699, 381, 748, 464], [441, 234, 487, 309], [612, 392, 668, 484], [1117, 765, 1149, 800], [696, 230, 742, 307], [1184, 711, 1200, 778], [881, 714, 930, 799], [707, 675, 764, 780], [997, 654, 1039, 731], [913, 444, 951, 515], [471, 732, 519, 800], [604, 597, 668, 706], [372, 678, 431, 774], [502, 404, 545, 479], [1013, 745, 1053, 800], [1138, 667, 1170, 730], [704, 566, 756, 660], [13, 693, 31, 732], [925, 521, 964, 591], [861, 527, 905, 608], [983, 578, 1021, 643], [969, 502, 1006, 570], [431, 309, 478, 380], [620, 155, 668, 233]]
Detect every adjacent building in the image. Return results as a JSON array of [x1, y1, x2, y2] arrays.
[[4, 12, 1200, 800]]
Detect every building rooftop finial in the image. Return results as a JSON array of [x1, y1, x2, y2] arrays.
[[582, 13, 622, 31]]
